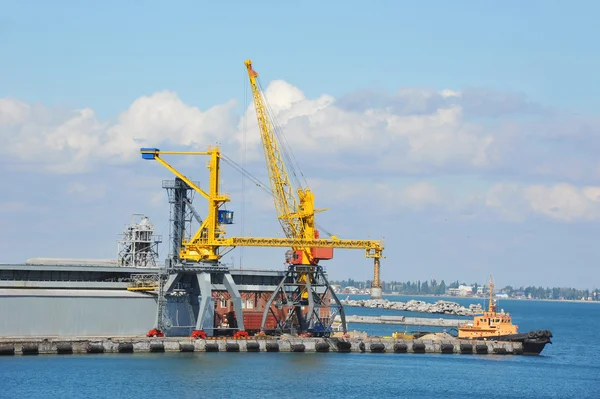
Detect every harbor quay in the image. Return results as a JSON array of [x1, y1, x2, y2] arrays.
[[0, 336, 523, 356]]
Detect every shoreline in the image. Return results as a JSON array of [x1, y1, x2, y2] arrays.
[[343, 293, 600, 304]]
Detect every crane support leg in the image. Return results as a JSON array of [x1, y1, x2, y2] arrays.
[[260, 265, 346, 336], [305, 275, 315, 330], [196, 272, 215, 336], [150, 272, 181, 333], [164, 273, 183, 292], [260, 273, 288, 333], [223, 273, 245, 331], [321, 270, 347, 334], [370, 258, 382, 299]]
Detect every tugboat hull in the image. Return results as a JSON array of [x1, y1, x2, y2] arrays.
[[522, 338, 551, 355], [470, 330, 553, 355]]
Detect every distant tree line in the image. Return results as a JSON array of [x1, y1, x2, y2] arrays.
[[333, 279, 453, 296], [500, 285, 599, 301], [331, 279, 600, 301]]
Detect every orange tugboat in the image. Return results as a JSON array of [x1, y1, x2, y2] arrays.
[[456, 277, 553, 355]]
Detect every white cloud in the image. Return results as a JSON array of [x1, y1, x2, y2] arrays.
[[0, 98, 30, 126], [308, 178, 600, 223], [235, 80, 335, 161], [387, 106, 492, 168], [523, 183, 600, 222], [104, 91, 238, 162], [0, 82, 498, 177], [236, 83, 493, 172], [3, 81, 596, 183], [465, 182, 600, 222], [440, 89, 461, 98], [2, 81, 600, 227], [0, 91, 238, 173]]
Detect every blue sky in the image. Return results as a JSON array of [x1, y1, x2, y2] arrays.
[[3, 0, 599, 114], [1, 1, 599, 289]]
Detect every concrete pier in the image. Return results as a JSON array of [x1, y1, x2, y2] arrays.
[[0, 336, 523, 356], [339, 315, 464, 327]]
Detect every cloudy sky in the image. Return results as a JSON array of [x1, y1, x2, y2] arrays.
[[1, 1, 599, 289]]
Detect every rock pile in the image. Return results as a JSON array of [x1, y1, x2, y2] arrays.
[[340, 298, 483, 316]]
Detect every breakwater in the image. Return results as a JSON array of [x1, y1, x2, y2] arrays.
[[341, 298, 483, 316], [338, 315, 463, 327], [0, 336, 523, 355]]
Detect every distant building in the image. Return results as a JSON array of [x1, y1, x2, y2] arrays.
[[447, 285, 473, 297], [342, 286, 362, 295], [496, 292, 509, 299]]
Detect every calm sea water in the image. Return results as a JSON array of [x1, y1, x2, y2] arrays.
[[1, 296, 599, 399]]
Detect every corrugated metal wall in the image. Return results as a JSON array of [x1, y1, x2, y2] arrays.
[[0, 290, 158, 337]]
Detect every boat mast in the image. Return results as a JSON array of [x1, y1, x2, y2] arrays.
[[488, 275, 497, 313]]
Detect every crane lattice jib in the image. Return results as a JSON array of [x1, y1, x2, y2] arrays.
[[245, 60, 300, 240]]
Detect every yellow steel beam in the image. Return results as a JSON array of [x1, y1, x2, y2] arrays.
[[222, 237, 383, 250], [151, 151, 211, 155], [127, 286, 158, 291], [141, 150, 211, 200], [140, 148, 231, 262], [181, 236, 384, 257]]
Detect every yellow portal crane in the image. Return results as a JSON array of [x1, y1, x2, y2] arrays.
[[243, 59, 384, 334], [244, 60, 383, 276], [139, 59, 384, 335]]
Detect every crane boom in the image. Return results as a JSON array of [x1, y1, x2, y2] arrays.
[[245, 60, 328, 268], [245, 60, 301, 240]]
